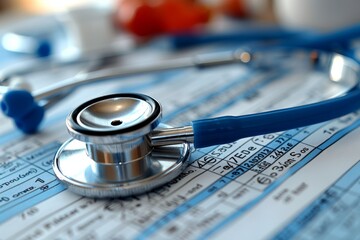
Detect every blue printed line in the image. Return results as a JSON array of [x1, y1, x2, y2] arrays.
[[272, 160, 360, 239], [195, 148, 321, 240], [163, 70, 286, 123], [201, 70, 289, 120], [0, 183, 66, 223], [136, 177, 233, 240], [273, 189, 342, 240], [333, 161, 360, 189], [199, 117, 360, 239], [162, 70, 255, 123], [136, 117, 360, 240], [0, 131, 23, 145], [0, 142, 63, 222], [0, 177, 60, 213], [0, 71, 184, 223]]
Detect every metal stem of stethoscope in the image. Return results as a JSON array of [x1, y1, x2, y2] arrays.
[[2, 24, 360, 198], [0, 48, 255, 134], [150, 126, 194, 146], [54, 93, 195, 197], [52, 52, 360, 198], [33, 50, 253, 101]]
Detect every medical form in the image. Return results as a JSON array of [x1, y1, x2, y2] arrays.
[[0, 47, 359, 240]]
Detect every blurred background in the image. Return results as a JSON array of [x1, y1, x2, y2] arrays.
[[0, 0, 359, 134], [0, 0, 113, 14], [0, 0, 359, 63], [1, 0, 359, 30]]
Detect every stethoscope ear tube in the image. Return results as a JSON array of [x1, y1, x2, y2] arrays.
[[51, 48, 360, 198], [192, 87, 360, 148], [1, 90, 45, 133]]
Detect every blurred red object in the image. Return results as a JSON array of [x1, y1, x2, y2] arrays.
[[219, 0, 247, 18], [114, 0, 212, 37]]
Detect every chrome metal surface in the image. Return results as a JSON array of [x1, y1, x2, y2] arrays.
[[64, 94, 162, 182], [52, 52, 360, 198], [67, 94, 161, 144], [53, 138, 190, 198], [150, 126, 194, 147], [76, 96, 155, 131], [54, 93, 193, 197], [32, 49, 253, 100], [326, 53, 359, 87]]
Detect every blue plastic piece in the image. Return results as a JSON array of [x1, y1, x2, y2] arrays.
[[1, 90, 45, 133], [0, 32, 52, 58], [272, 23, 360, 53], [192, 87, 360, 148], [15, 105, 45, 134], [169, 27, 303, 49], [1, 90, 35, 118], [36, 39, 52, 58]]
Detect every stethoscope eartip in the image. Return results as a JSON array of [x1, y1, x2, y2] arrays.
[[14, 105, 44, 134], [36, 40, 52, 58], [1, 90, 44, 133]]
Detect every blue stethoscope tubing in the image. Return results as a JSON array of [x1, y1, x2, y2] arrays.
[[1, 24, 357, 80], [192, 87, 360, 148], [1, 24, 360, 146], [171, 24, 360, 54], [189, 22, 360, 148]]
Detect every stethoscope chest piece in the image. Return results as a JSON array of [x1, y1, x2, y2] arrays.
[[53, 93, 190, 198]]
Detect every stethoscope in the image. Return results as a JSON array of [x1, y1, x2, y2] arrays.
[[1, 24, 360, 198]]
